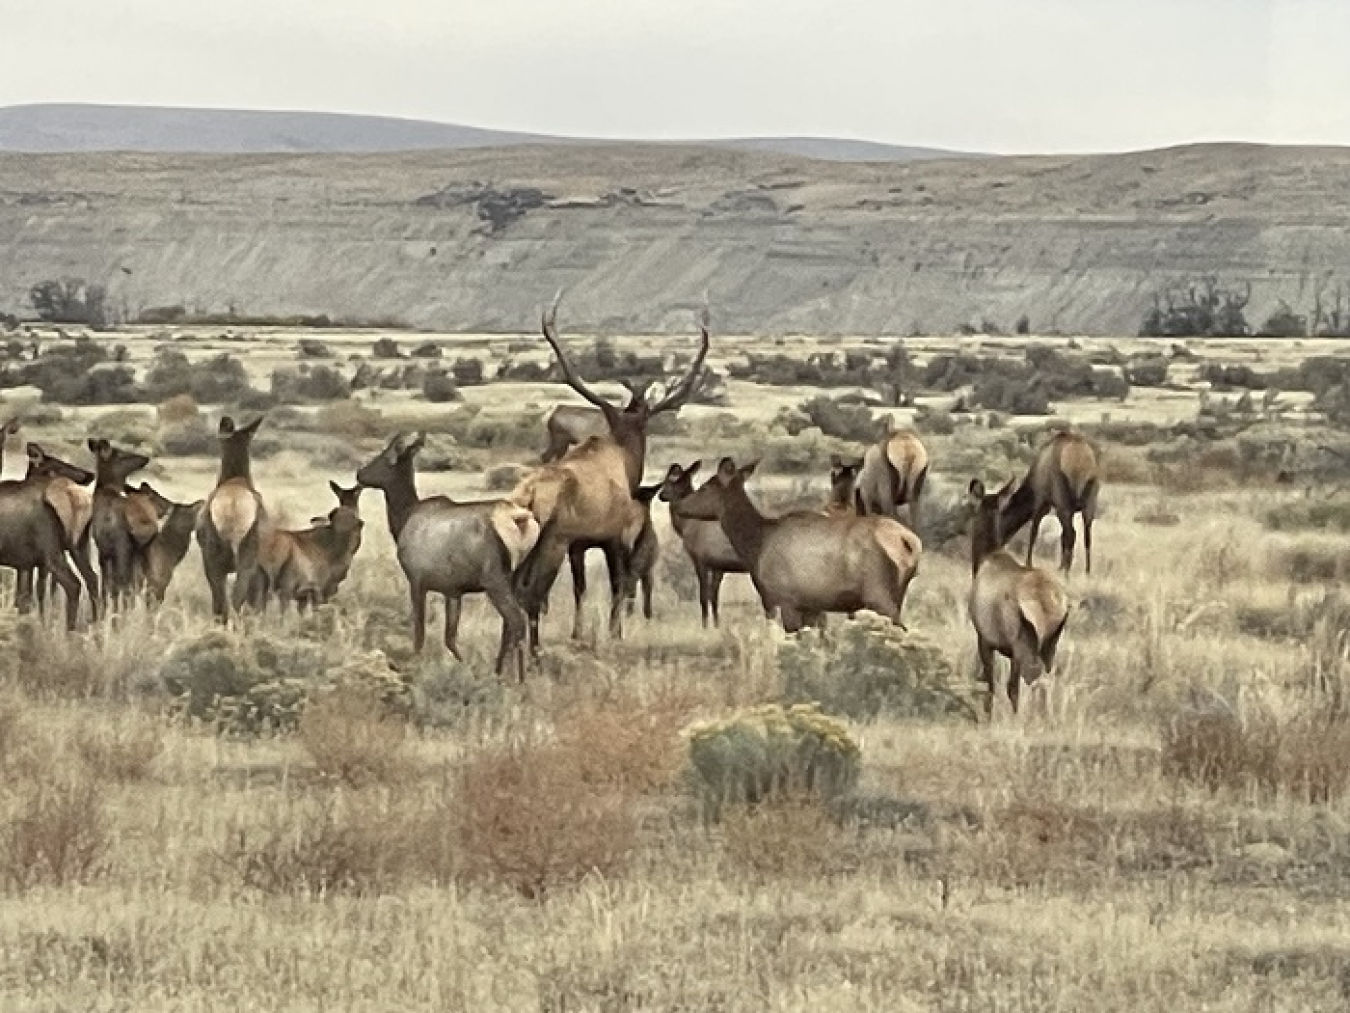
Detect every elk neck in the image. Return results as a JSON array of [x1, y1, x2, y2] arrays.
[[378, 462, 421, 541], [717, 479, 772, 569], [218, 442, 253, 484], [998, 479, 1037, 538]]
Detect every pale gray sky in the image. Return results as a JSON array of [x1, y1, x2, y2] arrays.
[[3, 0, 1348, 153]]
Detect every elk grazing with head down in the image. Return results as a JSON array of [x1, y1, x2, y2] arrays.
[[659, 459, 756, 627], [855, 424, 928, 530], [509, 298, 709, 649], [86, 438, 155, 609], [967, 477, 1070, 716], [357, 433, 540, 679], [255, 481, 365, 610], [133, 483, 204, 603], [196, 415, 267, 619], [996, 428, 1100, 574], [672, 457, 922, 632]]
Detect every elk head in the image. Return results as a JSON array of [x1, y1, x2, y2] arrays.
[[27, 443, 95, 485], [540, 294, 710, 491], [829, 454, 863, 508], [87, 438, 150, 487], [216, 415, 264, 482], [139, 482, 204, 540], [355, 433, 425, 490], [657, 460, 702, 504], [672, 457, 758, 522], [968, 477, 1019, 574]]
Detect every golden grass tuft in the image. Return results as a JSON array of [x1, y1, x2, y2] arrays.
[[74, 719, 165, 783], [0, 779, 109, 892]]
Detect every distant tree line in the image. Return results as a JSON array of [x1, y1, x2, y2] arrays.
[[1140, 277, 1350, 339]]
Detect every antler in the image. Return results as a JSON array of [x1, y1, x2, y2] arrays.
[[649, 303, 711, 416], [541, 292, 613, 413]]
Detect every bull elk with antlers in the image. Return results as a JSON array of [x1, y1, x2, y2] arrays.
[[997, 429, 1100, 574], [672, 457, 922, 632], [509, 298, 709, 649], [967, 477, 1070, 716]]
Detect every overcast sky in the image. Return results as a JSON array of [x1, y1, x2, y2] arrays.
[[3, 0, 1348, 154]]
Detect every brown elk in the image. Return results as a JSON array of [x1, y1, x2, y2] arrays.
[[996, 429, 1100, 574], [20, 444, 100, 616], [133, 483, 204, 603], [967, 478, 1070, 716], [672, 458, 922, 632], [0, 455, 86, 629], [856, 425, 928, 530], [255, 482, 364, 609], [563, 483, 662, 634], [357, 433, 540, 679], [197, 415, 267, 619], [658, 460, 757, 627], [825, 455, 863, 516], [509, 299, 709, 650], [86, 439, 154, 609]]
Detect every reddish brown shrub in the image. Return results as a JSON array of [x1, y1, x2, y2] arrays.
[[1, 780, 109, 891]]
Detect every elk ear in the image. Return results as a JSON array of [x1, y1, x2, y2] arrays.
[[738, 459, 760, 478], [968, 479, 986, 501], [716, 457, 738, 482], [996, 478, 1018, 503], [3, 419, 21, 436], [240, 416, 264, 436], [329, 479, 342, 497], [636, 483, 663, 503], [686, 460, 702, 479], [403, 432, 426, 458], [26, 443, 42, 464]]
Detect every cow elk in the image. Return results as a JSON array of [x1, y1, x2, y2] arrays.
[[856, 425, 928, 530], [997, 429, 1100, 574], [967, 478, 1070, 717], [357, 434, 539, 680], [659, 460, 756, 627], [197, 416, 267, 619], [134, 483, 205, 602], [509, 297, 709, 649], [0, 451, 86, 629], [87, 438, 154, 609], [21, 443, 100, 617], [255, 481, 364, 610], [672, 458, 922, 632]]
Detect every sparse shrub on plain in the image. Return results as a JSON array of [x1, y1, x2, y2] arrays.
[[314, 399, 384, 439], [143, 349, 252, 404], [484, 463, 524, 491], [158, 415, 215, 456], [298, 683, 410, 787], [421, 369, 460, 403], [719, 799, 850, 879], [298, 338, 335, 358], [686, 703, 861, 815], [271, 365, 349, 403], [1161, 701, 1279, 792], [453, 737, 639, 899], [551, 690, 695, 795], [778, 616, 978, 722], [74, 721, 164, 783], [1125, 356, 1169, 387], [781, 396, 878, 443], [371, 337, 402, 358], [451, 357, 485, 386], [157, 393, 199, 425], [1262, 499, 1350, 533], [0, 780, 109, 892], [410, 341, 442, 359], [29, 277, 108, 328]]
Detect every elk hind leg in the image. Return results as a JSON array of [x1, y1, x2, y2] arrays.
[[1081, 480, 1099, 575], [1056, 508, 1078, 575], [602, 540, 627, 640], [485, 576, 528, 682], [568, 544, 588, 640], [443, 595, 464, 661]]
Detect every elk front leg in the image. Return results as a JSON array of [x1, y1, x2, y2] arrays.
[[568, 544, 588, 640], [602, 539, 627, 640], [443, 595, 464, 660]]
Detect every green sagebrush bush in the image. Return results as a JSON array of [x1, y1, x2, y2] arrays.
[[778, 614, 980, 722], [685, 703, 860, 815], [158, 630, 408, 736]]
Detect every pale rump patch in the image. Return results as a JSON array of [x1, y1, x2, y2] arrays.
[[491, 503, 541, 569], [872, 518, 922, 576], [208, 481, 262, 553], [1057, 438, 1098, 498], [43, 479, 93, 545], [883, 432, 928, 490], [124, 494, 162, 547], [1016, 570, 1069, 646]]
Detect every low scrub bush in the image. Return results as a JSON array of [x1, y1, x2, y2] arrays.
[[74, 721, 164, 783], [551, 690, 694, 796], [0, 780, 109, 892], [314, 399, 385, 439], [1262, 498, 1350, 533], [719, 799, 850, 879], [685, 702, 861, 815], [421, 370, 460, 403], [271, 365, 349, 403], [453, 737, 639, 898], [780, 396, 879, 443], [143, 349, 253, 404], [778, 616, 978, 722], [158, 416, 216, 456], [298, 683, 410, 787]]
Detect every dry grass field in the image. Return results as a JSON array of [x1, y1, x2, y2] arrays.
[[2, 324, 1350, 1011]]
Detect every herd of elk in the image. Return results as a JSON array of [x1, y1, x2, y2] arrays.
[[0, 310, 1102, 721]]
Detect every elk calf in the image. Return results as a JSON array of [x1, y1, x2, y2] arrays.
[[256, 482, 364, 609], [673, 458, 922, 632], [967, 478, 1070, 717]]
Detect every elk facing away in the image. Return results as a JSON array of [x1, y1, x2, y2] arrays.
[[87, 439, 154, 608], [509, 300, 709, 649], [659, 460, 756, 627], [357, 434, 540, 680], [997, 429, 1100, 574], [968, 478, 1070, 716], [855, 425, 928, 530], [672, 458, 922, 632], [197, 415, 267, 619]]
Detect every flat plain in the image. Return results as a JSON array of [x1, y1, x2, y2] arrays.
[[1, 323, 1349, 1012]]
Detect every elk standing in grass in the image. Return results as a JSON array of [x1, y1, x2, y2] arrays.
[[967, 478, 1070, 716], [856, 425, 928, 530], [564, 482, 662, 632], [672, 457, 922, 632], [357, 434, 540, 679], [659, 460, 757, 628], [196, 416, 267, 620], [0, 454, 86, 629], [255, 482, 365, 610], [23, 444, 99, 613], [998, 429, 1100, 574], [825, 455, 863, 516], [87, 438, 155, 610], [509, 299, 709, 649], [134, 483, 204, 603]]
